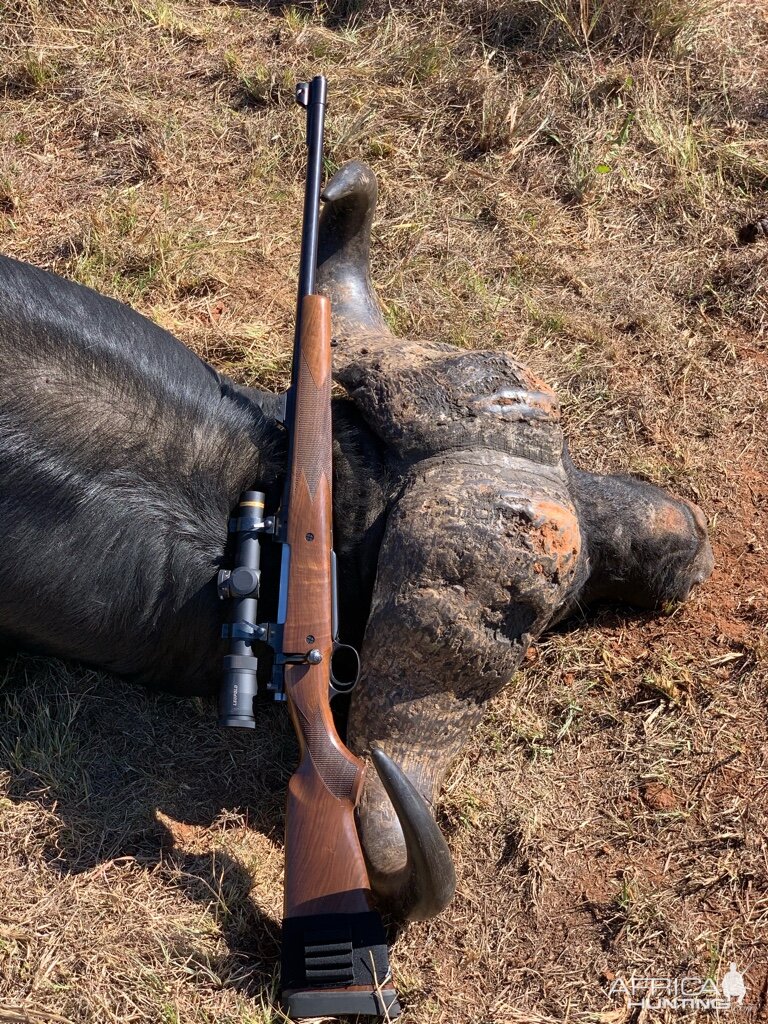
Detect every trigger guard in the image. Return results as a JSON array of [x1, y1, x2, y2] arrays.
[[329, 642, 360, 698]]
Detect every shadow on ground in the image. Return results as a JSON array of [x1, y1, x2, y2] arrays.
[[0, 652, 292, 999]]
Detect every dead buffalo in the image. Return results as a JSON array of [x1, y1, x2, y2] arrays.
[[0, 160, 713, 922]]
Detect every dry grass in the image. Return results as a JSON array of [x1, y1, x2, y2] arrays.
[[1, 0, 767, 1020]]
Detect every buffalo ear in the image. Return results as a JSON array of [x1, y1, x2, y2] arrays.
[[572, 470, 714, 608]]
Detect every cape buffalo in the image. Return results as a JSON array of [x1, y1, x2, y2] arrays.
[[0, 161, 713, 921]]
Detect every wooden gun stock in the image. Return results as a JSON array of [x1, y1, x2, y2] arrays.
[[280, 295, 399, 1019]]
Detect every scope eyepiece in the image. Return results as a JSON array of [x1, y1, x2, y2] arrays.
[[219, 654, 259, 728]]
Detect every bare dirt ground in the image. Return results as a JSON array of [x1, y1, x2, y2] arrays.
[[0, 1, 766, 1021]]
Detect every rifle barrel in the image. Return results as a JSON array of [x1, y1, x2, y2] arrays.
[[295, 78, 326, 308], [286, 74, 326, 428]]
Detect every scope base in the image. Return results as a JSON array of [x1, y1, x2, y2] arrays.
[[281, 911, 400, 1019]]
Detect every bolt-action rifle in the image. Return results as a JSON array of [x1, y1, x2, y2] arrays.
[[217, 75, 406, 1019]]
